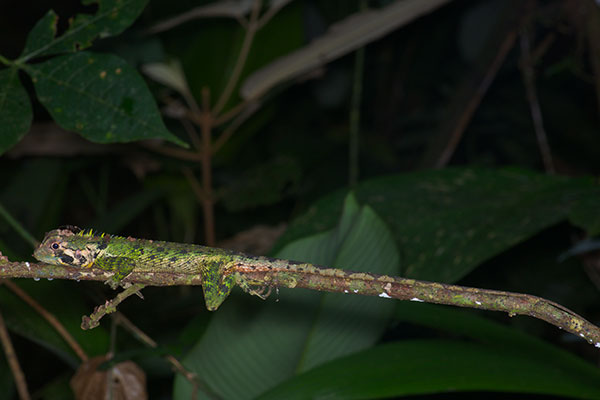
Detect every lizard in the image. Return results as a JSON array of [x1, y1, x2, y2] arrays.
[[32, 225, 600, 346]]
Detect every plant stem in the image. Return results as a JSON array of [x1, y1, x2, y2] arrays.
[[0, 202, 38, 248]]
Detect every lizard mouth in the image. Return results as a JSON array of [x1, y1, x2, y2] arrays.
[[33, 250, 56, 265]]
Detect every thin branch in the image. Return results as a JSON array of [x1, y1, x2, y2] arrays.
[[146, 1, 249, 34], [0, 203, 38, 248], [214, 98, 255, 126], [348, 0, 366, 187], [212, 0, 262, 115], [114, 313, 220, 400], [519, 29, 555, 174], [0, 310, 30, 400], [213, 101, 261, 153], [182, 167, 208, 203], [181, 118, 203, 153], [140, 142, 203, 162], [435, 30, 518, 167], [256, 0, 293, 29], [2, 280, 88, 361], [81, 284, 146, 330], [200, 88, 216, 246]]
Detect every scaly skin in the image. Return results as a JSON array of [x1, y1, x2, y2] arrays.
[[32, 227, 600, 347], [34, 226, 246, 310]]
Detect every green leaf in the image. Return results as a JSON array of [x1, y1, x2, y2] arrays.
[[275, 167, 600, 282], [27, 52, 187, 147], [0, 67, 32, 154], [21, 0, 148, 60], [394, 302, 600, 377], [174, 193, 400, 399], [257, 339, 600, 400]]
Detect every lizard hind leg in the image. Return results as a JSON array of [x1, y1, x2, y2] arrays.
[[201, 266, 236, 311]]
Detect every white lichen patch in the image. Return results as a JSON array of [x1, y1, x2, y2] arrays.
[[595, 343, 600, 348], [353, 289, 359, 293], [475, 301, 482, 305], [344, 290, 349, 294], [410, 297, 424, 302], [25, 262, 30, 268], [379, 292, 392, 299]]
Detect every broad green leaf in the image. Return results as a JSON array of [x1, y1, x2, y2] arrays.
[[21, 0, 148, 60], [27, 52, 187, 147], [257, 339, 600, 400], [394, 302, 600, 375], [174, 194, 400, 399], [0, 67, 32, 154], [274, 167, 600, 282]]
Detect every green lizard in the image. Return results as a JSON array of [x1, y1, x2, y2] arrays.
[[32, 226, 600, 346]]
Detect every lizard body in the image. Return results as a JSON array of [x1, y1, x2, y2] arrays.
[[32, 227, 600, 346]]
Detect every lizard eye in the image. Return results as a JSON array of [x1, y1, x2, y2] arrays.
[[51, 243, 59, 250]]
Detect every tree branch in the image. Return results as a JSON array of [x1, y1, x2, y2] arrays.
[[2, 254, 599, 347]]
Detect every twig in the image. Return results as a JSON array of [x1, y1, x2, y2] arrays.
[[114, 313, 220, 400], [348, 0, 366, 186], [140, 142, 203, 162], [435, 30, 518, 167], [212, 0, 262, 115], [81, 284, 146, 330], [0, 310, 30, 400], [200, 88, 216, 246], [256, 0, 293, 29], [182, 167, 208, 203], [213, 101, 261, 153], [0, 203, 38, 248], [519, 29, 555, 174], [2, 280, 88, 361]]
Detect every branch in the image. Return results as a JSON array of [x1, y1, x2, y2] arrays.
[[0, 310, 30, 400], [2, 255, 599, 347]]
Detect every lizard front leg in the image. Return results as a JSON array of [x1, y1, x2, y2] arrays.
[[93, 256, 136, 289]]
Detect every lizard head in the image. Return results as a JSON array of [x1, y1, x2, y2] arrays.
[[34, 226, 106, 268]]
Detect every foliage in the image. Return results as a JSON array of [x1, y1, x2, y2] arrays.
[[1, 0, 599, 399]]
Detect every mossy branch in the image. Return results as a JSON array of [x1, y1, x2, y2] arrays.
[[1, 255, 599, 348]]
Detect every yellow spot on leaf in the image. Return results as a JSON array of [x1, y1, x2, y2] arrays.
[[100, 71, 107, 79]]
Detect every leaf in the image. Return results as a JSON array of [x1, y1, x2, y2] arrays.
[[257, 339, 600, 400], [27, 52, 187, 147], [21, 0, 148, 60], [0, 67, 32, 154], [174, 193, 400, 399], [240, 0, 451, 99], [274, 167, 600, 282]]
